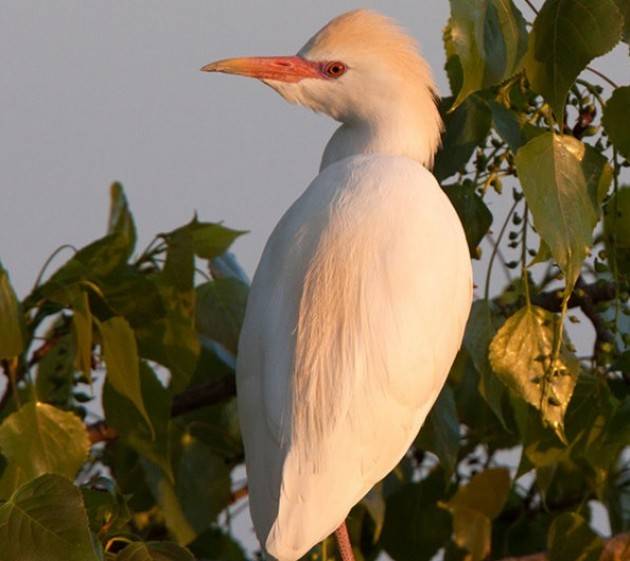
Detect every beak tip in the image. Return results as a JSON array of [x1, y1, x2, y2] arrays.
[[200, 63, 217, 73]]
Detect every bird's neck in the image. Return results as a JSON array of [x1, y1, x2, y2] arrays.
[[319, 100, 442, 171]]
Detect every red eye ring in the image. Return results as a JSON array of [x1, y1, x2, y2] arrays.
[[323, 61, 347, 79]]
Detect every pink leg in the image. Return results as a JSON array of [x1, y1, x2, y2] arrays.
[[334, 520, 356, 561]]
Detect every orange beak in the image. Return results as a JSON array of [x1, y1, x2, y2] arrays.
[[201, 56, 321, 83]]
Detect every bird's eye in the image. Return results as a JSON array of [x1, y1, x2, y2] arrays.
[[323, 61, 347, 79]]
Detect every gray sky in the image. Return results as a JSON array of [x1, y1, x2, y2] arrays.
[[1, 0, 453, 295]]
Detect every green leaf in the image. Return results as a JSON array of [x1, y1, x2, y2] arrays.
[[416, 385, 460, 475], [489, 305, 579, 440], [163, 217, 246, 261], [99, 316, 153, 434], [603, 86, 630, 160], [70, 288, 93, 380], [102, 362, 172, 479], [604, 186, 630, 276], [524, 0, 623, 125], [0, 402, 89, 495], [188, 527, 247, 561], [81, 480, 131, 534], [442, 468, 510, 561], [141, 430, 231, 545], [116, 542, 195, 561], [447, 0, 528, 108], [173, 429, 231, 533], [107, 182, 137, 260], [515, 133, 599, 287], [548, 512, 604, 561], [196, 278, 248, 355], [0, 474, 100, 561], [434, 95, 492, 181], [489, 100, 525, 151], [100, 267, 166, 327], [0, 262, 24, 359], [380, 469, 451, 561], [463, 300, 507, 426], [443, 182, 493, 257]]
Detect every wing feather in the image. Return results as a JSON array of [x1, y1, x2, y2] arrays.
[[236, 154, 472, 560]]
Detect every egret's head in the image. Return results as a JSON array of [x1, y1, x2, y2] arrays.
[[202, 10, 440, 132]]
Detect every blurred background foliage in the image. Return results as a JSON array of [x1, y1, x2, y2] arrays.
[[0, 0, 629, 560]]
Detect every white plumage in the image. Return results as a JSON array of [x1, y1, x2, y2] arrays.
[[203, 10, 473, 561]]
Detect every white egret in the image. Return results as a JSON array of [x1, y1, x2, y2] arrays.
[[202, 10, 472, 561]]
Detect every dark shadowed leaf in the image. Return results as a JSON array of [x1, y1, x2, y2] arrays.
[[615, 0, 630, 44], [380, 469, 451, 561], [81, 479, 131, 534], [0, 262, 24, 359], [463, 300, 507, 426], [188, 527, 247, 561], [196, 278, 249, 354], [362, 483, 386, 542], [435, 95, 491, 181], [603, 86, 630, 160], [36, 330, 76, 408], [489, 306, 579, 440], [100, 316, 153, 433], [0, 402, 89, 496], [442, 468, 510, 561], [417, 385, 460, 475], [0, 474, 100, 561], [447, 0, 528, 108], [548, 513, 604, 561], [141, 429, 231, 545], [443, 182, 493, 256], [103, 362, 172, 479], [524, 0, 622, 125], [515, 133, 599, 287], [116, 541, 195, 561], [489, 100, 525, 151]]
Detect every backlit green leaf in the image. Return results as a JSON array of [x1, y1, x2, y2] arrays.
[[524, 0, 623, 125], [515, 133, 599, 287], [489, 306, 579, 439], [447, 0, 528, 108], [0, 402, 89, 496], [99, 316, 152, 434], [0, 262, 24, 359], [0, 474, 100, 561]]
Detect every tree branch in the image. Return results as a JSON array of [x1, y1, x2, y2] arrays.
[[531, 280, 617, 313], [498, 532, 630, 561], [87, 374, 237, 444]]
